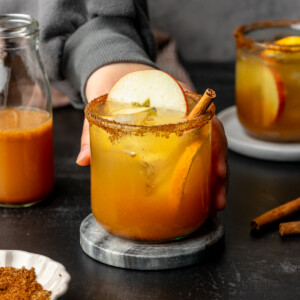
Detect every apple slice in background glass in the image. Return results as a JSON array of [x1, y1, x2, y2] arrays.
[[236, 56, 286, 126], [256, 36, 300, 125], [107, 70, 188, 114], [259, 64, 286, 125]]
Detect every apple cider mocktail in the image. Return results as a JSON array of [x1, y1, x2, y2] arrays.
[[234, 20, 300, 141], [86, 94, 214, 241], [0, 108, 54, 206]]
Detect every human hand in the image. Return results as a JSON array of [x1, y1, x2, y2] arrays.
[[210, 116, 228, 213], [181, 85, 228, 212], [76, 63, 154, 166]]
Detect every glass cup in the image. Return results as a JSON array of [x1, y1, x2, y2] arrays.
[[0, 14, 54, 207], [234, 20, 300, 142], [85, 93, 215, 241]]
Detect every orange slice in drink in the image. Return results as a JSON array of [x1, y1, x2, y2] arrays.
[[169, 140, 204, 212], [274, 36, 300, 46], [262, 36, 300, 59]]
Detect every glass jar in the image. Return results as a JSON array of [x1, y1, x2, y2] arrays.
[[85, 93, 215, 241], [0, 14, 54, 207], [234, 20, 300, 142]]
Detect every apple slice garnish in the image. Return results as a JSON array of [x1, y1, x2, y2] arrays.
[[237, 57, 286, 125], [107, 70, 188, 114], [255, 36, 300, 124], [102, 107, 157, 124], [259, 65, 286, 125], [110, 107, 154, 116]]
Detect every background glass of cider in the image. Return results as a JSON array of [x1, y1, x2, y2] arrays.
[[0, 14, 54, 207], [85, 94, 215, 242], [234, 20, 300, 142]]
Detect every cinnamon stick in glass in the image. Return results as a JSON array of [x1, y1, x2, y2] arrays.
[[279, 221, 300, 236], [187, 89, 216, 120], [251, 197, 300, 230]]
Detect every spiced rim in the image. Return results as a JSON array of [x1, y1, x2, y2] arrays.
[[85, 93, 215, 134], [234, 19, 300, 52]]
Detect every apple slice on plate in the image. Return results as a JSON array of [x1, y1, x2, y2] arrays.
[[107, 70, 188, 114]]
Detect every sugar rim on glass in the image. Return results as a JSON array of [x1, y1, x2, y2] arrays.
[[85, 93, 215, 139], [234, 19, 300, 52]]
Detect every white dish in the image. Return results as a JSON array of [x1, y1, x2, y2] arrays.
[[217, 106, 300, 161], [0, 250, 71, 300]]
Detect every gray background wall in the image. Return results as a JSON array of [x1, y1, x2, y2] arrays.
[[148, 0, 300, 62]]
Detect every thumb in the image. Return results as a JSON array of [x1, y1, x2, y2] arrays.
[[76, 118, 91, 166]]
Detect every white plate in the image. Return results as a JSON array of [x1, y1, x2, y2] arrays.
[[217, 106, 300, 161], [0, 250, 71, 300]]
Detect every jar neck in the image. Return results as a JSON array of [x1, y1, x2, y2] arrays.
[[0, 14, 39, 50]]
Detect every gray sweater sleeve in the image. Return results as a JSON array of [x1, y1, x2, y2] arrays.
[[38, 0, 157, 108]]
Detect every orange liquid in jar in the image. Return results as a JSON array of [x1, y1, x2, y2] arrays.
[[0, 108, 54, 205]]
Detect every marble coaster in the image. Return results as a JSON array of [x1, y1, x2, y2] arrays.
[[80, 214, 224, 270]]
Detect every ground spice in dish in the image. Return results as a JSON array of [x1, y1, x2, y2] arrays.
[[0, 266, 51, 300]]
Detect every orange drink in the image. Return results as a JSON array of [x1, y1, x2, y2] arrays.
[[234, 20, 300, 141], [0, 108, 54, 206], [85, 93, 215, 241], [0, 14, 53, 207]]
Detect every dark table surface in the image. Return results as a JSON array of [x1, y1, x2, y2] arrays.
[[1, 63, 300, 300]]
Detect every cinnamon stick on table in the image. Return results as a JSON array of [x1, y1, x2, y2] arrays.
[[251, 197, 300, 230], [187, 88, 216, 120], [279, 221, 300, 236]]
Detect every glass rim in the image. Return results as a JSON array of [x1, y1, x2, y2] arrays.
[[85, 93, 215, 136], [0, 14, 38, 39], [234, 19, 300, 52]]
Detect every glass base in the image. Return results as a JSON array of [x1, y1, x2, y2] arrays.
[[100, 224, 204, 243], [0, 198, 45, 208], [243, 128, 300, 143]]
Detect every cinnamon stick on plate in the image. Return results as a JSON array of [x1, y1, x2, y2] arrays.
[[251, 197, 300, 230], [187, 88, 216, 120], [279, 221, 300, 236]]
